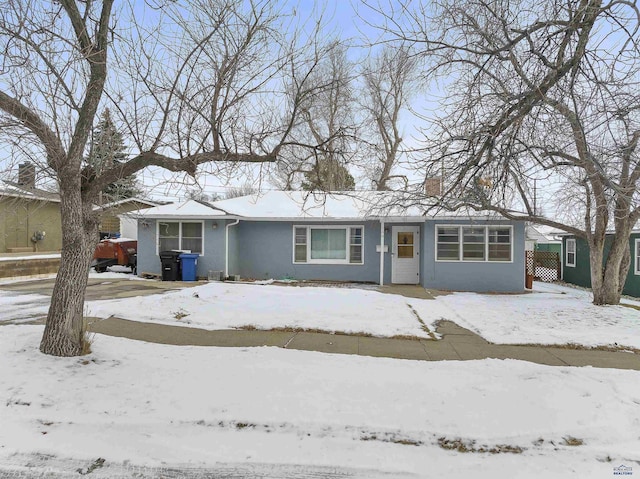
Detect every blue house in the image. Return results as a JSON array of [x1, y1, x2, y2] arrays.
[[131, 191, 526, 292]]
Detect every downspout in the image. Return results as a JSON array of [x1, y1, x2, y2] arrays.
[[380, 219, 385, 286], [225, 218, 240, 279]]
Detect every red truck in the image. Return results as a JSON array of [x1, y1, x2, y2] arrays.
[[91, 237, 137, 274]]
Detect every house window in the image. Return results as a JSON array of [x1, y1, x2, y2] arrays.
[[293, 225, 363, 264], [158, 221, 203, 254], [488, 227, 512, 262], [294, 227, 307, 262], [311, 229, 347, 260], [566, 238, 576, 267], [635, 239, 640, 275], [349, 227, 363, 263], [436, 225, 512, 262], [436, 227, 460, 260], [462, 227, 486, 261]]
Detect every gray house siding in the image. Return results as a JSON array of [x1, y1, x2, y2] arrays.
[[136, 215, 525, 292], [137, 218, 229, 278], [234, 220, 381, 282], [137, 219, 160, 275], [422, 220, 525, 292], [227, 220, 239, 277]]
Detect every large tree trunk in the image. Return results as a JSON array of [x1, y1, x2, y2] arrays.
[[590, 232, 631, 305], [40, 186, 99, 356]]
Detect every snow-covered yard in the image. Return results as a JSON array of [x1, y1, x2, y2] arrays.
[[86, 281, 430, 338], [416, 282, 640, 349], [1, 325, 638, 478], [82, 278, 640, 350]]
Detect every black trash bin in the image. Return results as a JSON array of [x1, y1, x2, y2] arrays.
[[159, 251, 182, 281]]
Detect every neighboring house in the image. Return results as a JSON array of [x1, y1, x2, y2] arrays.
[[0, 163, 62, 253], [526, 224, 562, 253], [132, 191, 527, 293], [95, 197, 160, 239], [1, 163, 158, 253], [561, 232, 640, 297]]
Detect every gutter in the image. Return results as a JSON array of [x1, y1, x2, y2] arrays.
[[379, 219, 385, 286], [225, 218, 240, 278]]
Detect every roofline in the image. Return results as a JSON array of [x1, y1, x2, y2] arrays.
[[122, 213, 520, 222], [95, 197, 161, 209], [555, 229, 640, 237], [0, 190, 61, 203]]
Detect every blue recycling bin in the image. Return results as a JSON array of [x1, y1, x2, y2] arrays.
[[179, 253, 199, 281]]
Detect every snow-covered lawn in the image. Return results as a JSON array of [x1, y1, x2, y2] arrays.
[[3, 272, 640, 348], [85, 279, 640, 349], [0, 290, 50, 324], [1, 325, 638, 478], [87, 281, 430, 338], [414, 282, 640, 349]]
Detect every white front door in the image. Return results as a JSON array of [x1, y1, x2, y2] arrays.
[[391, 226, 420, 284]]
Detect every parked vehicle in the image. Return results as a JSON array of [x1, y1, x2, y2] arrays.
[[91, 237, 137, 274]]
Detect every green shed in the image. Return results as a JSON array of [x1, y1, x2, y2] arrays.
[[561, 232, 640, 298]]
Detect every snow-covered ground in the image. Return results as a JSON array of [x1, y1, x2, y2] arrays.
[[86, 281, 429, 338], [84, 279, 640, 349], [1, 325, 638, 478], [418, 282, 640, 349], [3, 272, 640, 348]]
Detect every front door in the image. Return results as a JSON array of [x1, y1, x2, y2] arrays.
[[391, 226, 420, 284]]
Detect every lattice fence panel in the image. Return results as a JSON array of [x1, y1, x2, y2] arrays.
[[533, 251, 560, 282]]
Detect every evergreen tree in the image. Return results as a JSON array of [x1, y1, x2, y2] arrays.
[[301, 158, 355, 191], [87, 109, 141, 200]]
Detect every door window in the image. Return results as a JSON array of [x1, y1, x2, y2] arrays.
[[397, 231, 414, 258]]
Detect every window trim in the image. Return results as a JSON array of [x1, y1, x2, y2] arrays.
[[634, 239, 640, 275], [435, 224, 513, 263], [565, 238, 576, 268], [156, 220, 205, 255], [292, 225, 364, 265]]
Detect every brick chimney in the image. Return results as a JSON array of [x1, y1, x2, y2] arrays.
[[424, 177, 442, 197], [18, 162, 36, 188]]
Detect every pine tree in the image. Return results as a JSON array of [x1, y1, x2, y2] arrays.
[[301, 158, 355, 191], [87, 109, 141, 200]]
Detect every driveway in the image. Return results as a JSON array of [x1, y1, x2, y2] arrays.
[[0, 277, 199, 324]]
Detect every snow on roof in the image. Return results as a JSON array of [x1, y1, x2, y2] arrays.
[[210, 190, 508, 220], [93, 197, 161, 211], [526, 224, 563, 243], [123, 191, 519, 221], [127, 199, 228, 219], [0, 181, 60, 202]]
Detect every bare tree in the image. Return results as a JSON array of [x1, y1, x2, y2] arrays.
[[225, 184, 257, 199], [281, 42, 358, 191], [370, 0, 640, 305], [360, 44, 417, 190], [0, 0, 337, 356]]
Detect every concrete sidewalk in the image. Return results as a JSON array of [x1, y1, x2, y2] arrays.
[[88, 317, 640, 371]]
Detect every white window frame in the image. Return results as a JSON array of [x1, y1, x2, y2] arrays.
[[634, 239, 640, 275], [292, 225, 364, 265], [566, 238, 576, 268], [156, 220, 205, 255], [435, 225, 513, 263]]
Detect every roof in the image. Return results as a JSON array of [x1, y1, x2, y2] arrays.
[[526, 224, 562, 243], [127, 199, 228, 219], [210, 191, 512, 220], [0, 180, 60, 203], [93, 197, 161, 211], [128, 191, 517, 221]]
